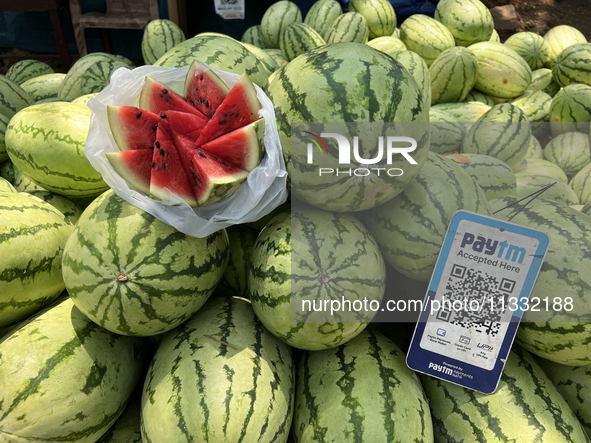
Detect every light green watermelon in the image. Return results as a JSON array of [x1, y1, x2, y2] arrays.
[[81, 59, 128, 94], [0, 176, 15, 193], [464, 89, 496, 106], [96, 396, 142, 443], [242, 25, 266, 48], [141, 19, 186, 65], [26, 190, 83, 225], [544, 131, 591, 179], [399, 14, 455, 66], [294, 329, 433, 442], [0, 74, 34, 119], [505, 32, 552, 70], [241, 42, 280, 74], [304, 0, 342, 40], [365, 152, 491, 282], [248, 206, 386, 350], [279, 22, 326, 62], [510, 90, 552, 123], [0, 297, 144, 442], [434, 0, 494, 46], [432, 101, 491, 124], [348, 0, 396, 39], [61, 190, 229, 336], [549, 83, 591, 136], [260, 0, 303, 48], [525, 135, 544, 159], [20, 73, 66, 102], [422, 346, 590, 441], [450, 152, 516, 200], [430, 46, 479, 104], [544, 24, 587, 67], [428, 108, 466, 154], [366, 36, 406, 56], [514, 174, 579, 206], [570, 162, 591, 205], [6, 59, 54, 85], [141, 296, 294, 442], [391, 50, 431, 108], [325, 12, 369, 44], [552, 42, 591, 87], [514, 158, 569, 183], [216, 225, 258, 297], [527, 68, 560, 96]]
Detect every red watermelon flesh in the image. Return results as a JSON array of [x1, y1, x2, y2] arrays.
[[150, 125, 198, 206], [139, 77, 207, 118], [159, 110, 206, 142], [195, 73, 262, 146], [191, 148, 249, 206], [184, 60, 230, 118], [107, 105, 159, 150], [105, 149, 152, 194], [200, 118, 266, 172]]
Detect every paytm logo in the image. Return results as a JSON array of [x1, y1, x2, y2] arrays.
[[428, 362, 453, 376], [305, 132, 418, 165], [460, 232, 526, 264]]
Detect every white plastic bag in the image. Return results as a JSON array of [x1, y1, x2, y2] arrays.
[[85, 65, 288, 238]]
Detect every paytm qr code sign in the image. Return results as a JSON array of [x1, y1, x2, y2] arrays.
[[406, 210, 550, 394]]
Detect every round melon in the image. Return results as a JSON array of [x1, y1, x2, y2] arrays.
[[450, 152, 516, 200], [260, 0, 302, 49], [6, 59, 54, 85], [464, 90, 496, 106], [20, 73, 66, 102], [504, 32, 551, 70], [61, 190, 229, 336], [279, 22, 325, 62], [141, 19, 186, 66], [26, 190, 83, 225], [514, 174, 579, 206], [325, 12, 369, 44], [266, 42, 429, 212], [524, 135, 543, 159], [514, 158, 568, 183], [242, 25, 265, 48], [544, 131, 591, 179], [365, 152, 491, 282], [544, 24, 587, 67], [430, 46, 479, 105], [434, 0, 494, 46], [392, 49, 431, 108], [510, 90, 552, 123], [215, 225, 258, 298], [570, 162, 591, 205], [348, 0, 396, 39], [5, 102, 109, 198], [366, 36, 406, 56], [0, 176, 15, 193], [248, 206, 386, 350], [428, 108, 466, 155], [304, 0, 342, 40], [432, 101, 491, 124], [552, 42, 591, 87], [399, 14, 455, 66], [549, 83, 591, 136]]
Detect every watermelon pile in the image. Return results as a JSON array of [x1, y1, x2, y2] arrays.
[[3, 0, 591, 441], [106, 60, 265, 207]]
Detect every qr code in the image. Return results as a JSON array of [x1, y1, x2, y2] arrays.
[[220, 0, 238, 4], [435, 264, 516, 336]]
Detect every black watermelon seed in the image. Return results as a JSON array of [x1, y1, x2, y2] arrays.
[[163, 163, 166, 169], [198, 152, 206, 158], [200, 74, 203, 80], [149, 145, 154, 150], [223, 113, 228, 117], [199, 97, 204, 103], [205, 100, 209, 108], [159, 94, 163, 98], [151, 162, 155, 168], [160, 113, 166, 119], [136, 111, 142, 119], [195, 87, 199, 91], [162, 89, 168, 94], [213, 155, 217, 160], [209, 113, 213, 119], [198, 177, 202, 183], [222, 161, 228, 166], [159, 148, 165, 155], [153, 124, 158, 131], [155, 141, 160, 148], [219, 120, 226, 125]]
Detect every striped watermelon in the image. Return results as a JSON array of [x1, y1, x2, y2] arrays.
[[6, 59, 54, 85], [294, 329, 433, 442], [430, 46, 479, 105], [325, 12, 369, 44], [539, 358, 591, 438], [468, 42, 533, 99], [154, 33, 269, 89], [489, 28, 500, 42], [58, 52, 128, 101], [141, 296, 294, 443], [544, 25, 587, 67], [246, 198, 291, 231], [365, 152, 491, 282], [391, 50, 431, 109], [544, 131, 591, 179], [461, 103, 531, 170], [434, 0, 494, 46], [549, 83, 591, 136], [490, 196, 591, 365], [260, 1, 303, 49], [72, 93, 98, 105], [20, 73, 66, 101], [583, 200, 591, 216], [428, 108, 466, 154], [570, 162, 591, 205], [504, 32, 552, 70], [0, 75, 34, 119], [514, 158, 569, 183], [81, 59, 128, 94], [216, 225, 258, 297], [6, 102, 109, 198], [0, 297, 144, 442], [279, 22, 325, 62], [348, 0, 396, 39], [510, 90, 552, 123], [515, 174, 579, 206], [8, 162, 47, 193], [97, 396, 141, 443], [464, 90, 496, 106], [264, 48, 289, 69], [432, 101, 491, 123], [304, 0, 342, 40], [27, 190, 83, 225], [141, 19, 186, 65], [0, 113, 9, 163], [399, 14, 455, 66], [527, 68, 557, 93], [422, 346, 590, 441], [525, 134, 544, 159], [0, 176, 15, 193], [0, 192, 73, 328], [242, 25, 266, 48], [242, 42, 280, 74], [366, 36, 406, 56], [450, 152, 516, 200], [62, 190, 229, 336], [266, 42, 428, 212], [552, 42, 591, 87], [248, 206, 386, 350]]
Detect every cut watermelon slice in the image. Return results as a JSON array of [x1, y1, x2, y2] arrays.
[[159, 110, 206, 142], [191, 148, 249, 206], [105, 149, 152, 194], [200, 118, 266, 172], [107, 105, 159, 150], [184, 60, 231, 118], [139, 77, 206, 118], [150, 125, 198, 206], [195, 73, 262, 146]]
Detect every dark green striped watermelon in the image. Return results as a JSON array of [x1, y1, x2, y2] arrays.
[[348, 0, 396, 39], [451, 152, 516, 200], [141, 19, 186, 66], [215, 225, 258, 297], [304, 0, 342, 40], [6, 59, 54, 85], [141, 296, 294, 443], [61, 190, 230, 336]]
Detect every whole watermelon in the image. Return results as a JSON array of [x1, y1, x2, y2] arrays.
[[141, 19, 186, 65], [266, 42, 429, 212], [435, 0, 494, 46], [348, 0, 396, 39], [62, 190, 229, 336]]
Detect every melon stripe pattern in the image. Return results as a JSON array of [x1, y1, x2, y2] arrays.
[[451, 153, 516, 200], [6, 59, 54, 85], [304, 0, 342, 40], [97, 397, 142, 443], [464, 90, 495, 106], [514, 158, 568, 183], [549, 83, 591, 135], [428, 108, 466, 154], [431, 101, 491, 123], [27, 190, 83, 225], [525, 135, 543, 159], [58, 53, 125, 100], [552, 42, 591, 87], [367, 36, 406, 56], [421, 347, 591, 442], [430, 46, 478, 104], [154, 33, 269, 89], [0, 176, 15, 192], [20, 73, 66, 101], [392, 50, 431, 109], [279, 22, 325, 62], [294, 329, 433, 442], [399, 14, 456, 66], [504, 32, 551, 70], [514, 174, 579, 206], [348, 0, 396, 39], [434, 0, 494, 46], [0, 75, 34, 120], [260, 0, 303, 49], [544, 25, 587, 66], [140, 296, 294, 443], [570, 163, 591, 205], [528, 68, 555, 92], [543, 131, 591, 179], [0, 298, 144, 443], [62, 190, 229, 336], [141, 19, 186, 66], [325, 12, 369, 44], [248, 206, 386, 350], [510, 90, 552, 123], [490, 196, 591, 366], [81, 59, 128, 95], [0, 113, 9, 163], [216, 225, 258, 297], [0, 192, 73, 328], [242, 25, 265, 48]]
